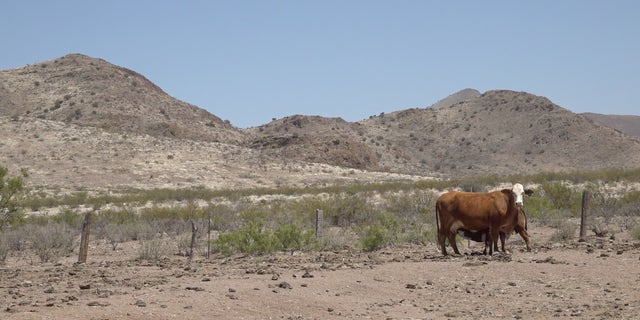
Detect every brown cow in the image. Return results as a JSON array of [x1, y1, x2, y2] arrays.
[[435, 183, 533, 255], [458, 206, 531, 254]]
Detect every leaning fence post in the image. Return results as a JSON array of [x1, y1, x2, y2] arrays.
[[315, 209, 323, 239], [78, 211, 92, 263], [579, 190, 590, 242]]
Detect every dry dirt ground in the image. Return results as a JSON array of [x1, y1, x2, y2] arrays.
[[2, 225, 639, 320]]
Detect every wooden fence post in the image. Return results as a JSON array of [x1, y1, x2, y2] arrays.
[[315, 209, 323, 239], [206, 213, 212, 259], [579, 190, 590, 242], [189, 220, 198, 261], [77, 211, 92, 263]]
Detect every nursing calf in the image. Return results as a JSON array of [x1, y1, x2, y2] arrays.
[[458, 206, 531, 254], [435, 184, 533, 255]]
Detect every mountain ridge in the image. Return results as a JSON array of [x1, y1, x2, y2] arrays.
[[2, 54, 639, 191]]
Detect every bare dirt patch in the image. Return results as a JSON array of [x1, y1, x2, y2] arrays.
[[2, 226, 639, 320]]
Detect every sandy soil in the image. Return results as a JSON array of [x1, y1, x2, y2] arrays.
[[2, 226, 639, 320]]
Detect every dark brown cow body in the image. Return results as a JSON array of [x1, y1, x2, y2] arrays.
[[458, 206, 531, 254], [435, 184, 533, 255]]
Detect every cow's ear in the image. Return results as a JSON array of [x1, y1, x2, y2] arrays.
[[524, 189, 534, 196]]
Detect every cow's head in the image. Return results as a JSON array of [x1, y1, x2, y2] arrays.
[[512, 183, 534, 206]]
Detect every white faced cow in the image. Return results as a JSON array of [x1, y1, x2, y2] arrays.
[[435, 183, 534, 255]]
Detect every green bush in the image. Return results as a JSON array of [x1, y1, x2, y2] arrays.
[[0, 166, 28, 229], [213, 221, 317, 256], [273, 222, 316, 253], [52, 208, 83, 228], [540, 182, 581, 213], [213, 221, 275, 256], [360, 224, 386, 251]]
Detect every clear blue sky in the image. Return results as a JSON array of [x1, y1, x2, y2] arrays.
[[2, 1, 639, 128]]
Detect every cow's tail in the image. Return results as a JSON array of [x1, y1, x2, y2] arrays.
[[435, 202, 441, 240]]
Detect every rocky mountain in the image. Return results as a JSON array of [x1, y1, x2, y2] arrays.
[[582, 113, 640, 138], [2, 54, 640, 192], [428, 88, 481, 110], [246, 90, 640, 178], [0, 54, 243, 144]]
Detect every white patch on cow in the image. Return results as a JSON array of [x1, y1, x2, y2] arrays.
[[512, 183, 525, 205]]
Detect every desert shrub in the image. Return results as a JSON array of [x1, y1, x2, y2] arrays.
[[96, 208, 138, 224], [272, 222, 316, 253], [318, 227, 359, 250], [94, 222, 137, 250], [1, 228, 28, 252], [589, 190, 622, 223], [358, 212, 401, 251], [0, 234, 9, 264], [52, 208, 83, 228], [323, 194, 375, 227], [382, 190, 436, 226], [540, 182, 581, 213], [360, 224, 386, 251], [212, 221, 317, 256], [213, 221, 275, 256], [421, 225, 438, 244], [619, 191, 640, 217], [550, 220, 576, 242], [237, 205, 272, 223], [0, 166, 28, 229], [534, 208, 573, 227], [29, 223, 77, 263], [630, 225, 640, 240], [209, 204, 240, 232], [138, 238, 173, 261], [129, 221, 159, 241]]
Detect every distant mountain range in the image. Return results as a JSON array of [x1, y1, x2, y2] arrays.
[[1, 54, 639, 191]]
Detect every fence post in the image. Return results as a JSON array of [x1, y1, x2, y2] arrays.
[[315, 209, 323, 239], [77, 211, 92, 263], [579, 190, 590, 242], [206, 213, 212, 259], [189, 220, 198, 261]]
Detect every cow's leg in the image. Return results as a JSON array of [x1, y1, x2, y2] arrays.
[[448, 233, 461, 255], [499, 232, 506, 253], [515, 226, 531, 251], [438, 230, 448, 256], [488, 227, 500, 255]]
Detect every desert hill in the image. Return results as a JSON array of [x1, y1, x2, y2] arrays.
[[360, 90, 640, 176], [247, 90, 640, 177], [0, 53, 243, 144], [2, 54, 640, 192], [582, 113, 640, 138]]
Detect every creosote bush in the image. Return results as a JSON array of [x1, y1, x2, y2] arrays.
[[212, 221, 317, 256]]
